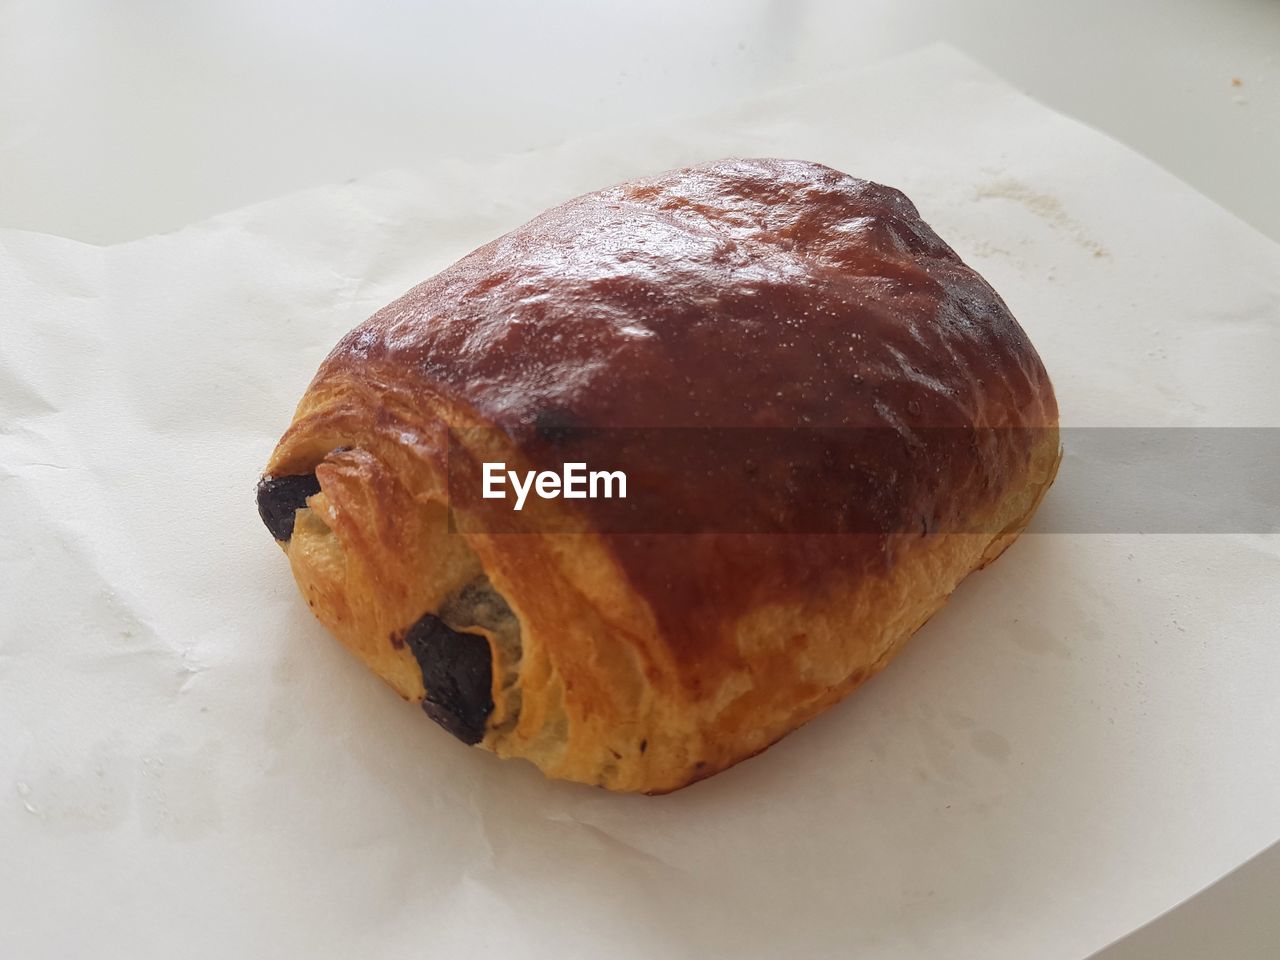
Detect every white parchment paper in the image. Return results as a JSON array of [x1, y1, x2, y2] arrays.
[[2, 46, 1278, 960]]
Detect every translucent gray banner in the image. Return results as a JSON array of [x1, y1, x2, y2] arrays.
[[446, 428, 1280, 534]]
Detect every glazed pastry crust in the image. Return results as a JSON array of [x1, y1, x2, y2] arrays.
[[263, 158, 1060, 794]]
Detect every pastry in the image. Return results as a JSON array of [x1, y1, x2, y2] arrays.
[[257, 158, 1060, 793]]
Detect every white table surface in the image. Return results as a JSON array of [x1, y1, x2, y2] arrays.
[[2, 1, 1276, 957]]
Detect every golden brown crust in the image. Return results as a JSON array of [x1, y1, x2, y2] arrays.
[[262, 159, 1059, 793]]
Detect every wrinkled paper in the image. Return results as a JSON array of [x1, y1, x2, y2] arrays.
[[2, 45, 1278, 960]]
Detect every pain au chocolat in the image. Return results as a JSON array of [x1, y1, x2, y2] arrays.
[[257, 159, 1060, 794]]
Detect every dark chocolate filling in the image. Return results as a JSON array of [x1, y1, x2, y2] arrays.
[[403, 613, 494, 745], [256, 473, 321, 541]]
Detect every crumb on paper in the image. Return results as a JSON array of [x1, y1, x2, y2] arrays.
[[968, 239, 1017, 261], [1231, 76, 1243, 87], [974, 178, 1110, 259]]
